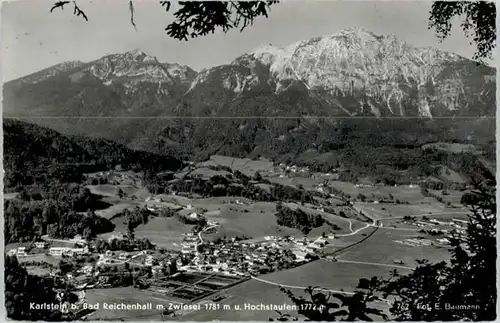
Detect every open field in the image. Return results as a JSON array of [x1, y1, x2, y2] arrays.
[[87, 184, 150, 200], [320, 226, 378, 255], [189, 167, 232, 179], [180, 259, 398, 321], [134, 217, 193, 249], [18, 254, 60, 266], [421, 142, 480, 154], [329, 181, 433, 204], [95, 198, 141, 220], [265, 176, 322, 191], [26, 266, 53, 276], [87, 184, 144, 219], [156, 195, 239, 211], [336, 229, 451, 267], [97, 213, 193, 248], [284, 202, 364, 234], [352, 203, 467, 221], [198, 155, 274, 177], [428, 189, 466, 206], [203, 202, 302, 240]]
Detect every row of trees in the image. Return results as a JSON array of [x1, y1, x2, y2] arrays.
[[4, 183, 116, 243], [145, 168, 316, 206], [275, 203, 325, 234], [4, 198, 114, 243], [94, 237, 155, 252]]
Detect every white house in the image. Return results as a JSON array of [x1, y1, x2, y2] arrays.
[[49, 246, 89, 256], [145, 255, 155, 266], [35, 241, 48, 249], [17, 247, 27, 257]]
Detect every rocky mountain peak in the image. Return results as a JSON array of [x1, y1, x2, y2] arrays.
[[191, 28, 494, 117], [10, 60, 85, 85]]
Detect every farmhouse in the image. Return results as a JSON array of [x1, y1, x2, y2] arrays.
[[108, 233, 127, 242], [49, 246, 89, 256], [292, 249, 309, 261], [16, 247, 27, 257], [34, 241, 48, 249]]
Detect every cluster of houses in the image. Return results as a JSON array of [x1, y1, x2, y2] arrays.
[[8, 235, 90, 258], [178, 234, 335, 277], [396, 217, 470, 247], [290, 236, 331, 260], [274, 164, 311, 178], [406, 218, 468, 231], [180, 238, 294, 276], [394, 238, 435, 247], [181, 233, 198, 254]]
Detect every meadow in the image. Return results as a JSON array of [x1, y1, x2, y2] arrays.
[[181, 259, 399, 321], [329, 181, 433, 204], [352, 202, 466, 220], [335, 228, 452, 267]]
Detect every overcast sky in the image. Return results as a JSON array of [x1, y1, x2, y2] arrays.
[[1, 0, 492, 82]]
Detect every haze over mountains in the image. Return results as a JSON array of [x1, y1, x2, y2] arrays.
[[3, 28, 496, 160]]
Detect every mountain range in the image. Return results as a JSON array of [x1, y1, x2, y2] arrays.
[[3, 28, 496, 165]]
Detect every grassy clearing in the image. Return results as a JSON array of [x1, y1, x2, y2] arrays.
[[261, 259, 410, 291], [18, 254, 60, 266], [26, 266, 52, 276], [182, 259, 397, 321], [352, 203, 463, 220], [190, 167, 232, 179], [134, 217, 193, 250], [284, 203, 362, 234], [203, 202, 302, 240], [198, 155, 274, 177], [330, 181, 431, 204], [429, 189, 465, 206], [421, 142, 479, 154], [336, 229, 451, 267], [266, 176, 321, 191], [87, 184, 150, 200], [95, 199, 141, 220]]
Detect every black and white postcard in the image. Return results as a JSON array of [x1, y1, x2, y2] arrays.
[[2, 1, 497, 321]]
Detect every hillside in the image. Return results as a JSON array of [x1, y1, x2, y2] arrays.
[[3, 119, 184, 189], [187, 28, 495, 118], [3, 29, 495, 180]]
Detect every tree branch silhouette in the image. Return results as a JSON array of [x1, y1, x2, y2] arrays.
[[50, 1, 277, 39], [429, 1, 496, 60], [72, 1, 88, 21], [129, 1, 137, 31], [50, 1, 70, 13], [49, 1, 495, 60]]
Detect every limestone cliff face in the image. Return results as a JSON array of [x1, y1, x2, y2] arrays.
[[188, 28, 495, 117]]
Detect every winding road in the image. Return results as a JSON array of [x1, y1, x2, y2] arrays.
[[247, 207, 465, 299]]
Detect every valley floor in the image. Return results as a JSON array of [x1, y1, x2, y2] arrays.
[[7, 155, 471, 321]]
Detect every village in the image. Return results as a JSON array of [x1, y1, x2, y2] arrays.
[[4, 155, 475, 321], [7, 197, 339, 317]]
